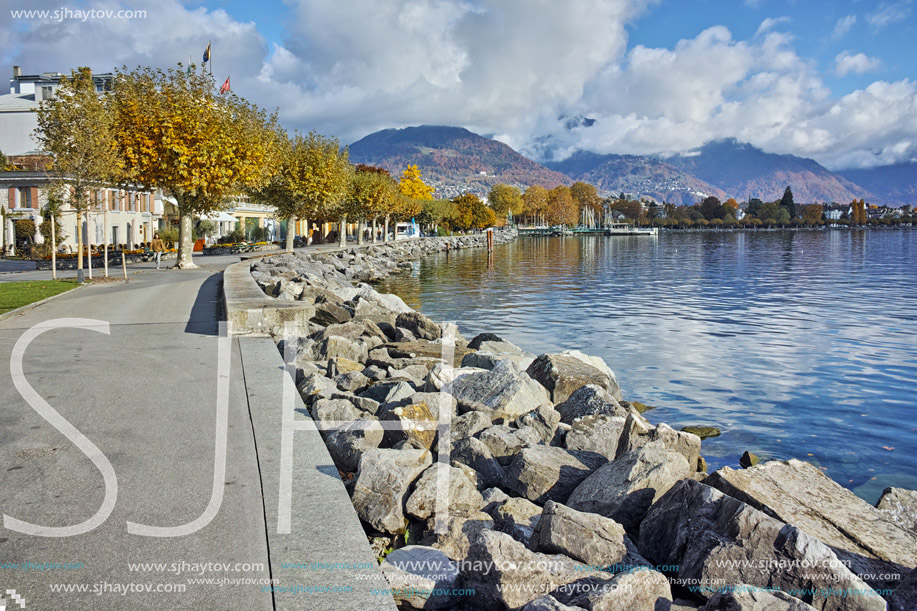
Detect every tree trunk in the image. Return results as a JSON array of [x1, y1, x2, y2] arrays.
[[103, 208, 109, 278], [304, 219, 310, 245], [372, 218, 377, 243], [357, 218, 364, 246], [384, 215, 390, 243], [76, 209, 83, 273], [176, 210, 196, 269], [285, 215, 296, 252], [339, 215, 347, 248]]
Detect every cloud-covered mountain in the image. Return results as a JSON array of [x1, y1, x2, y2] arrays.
[[348, 126, 570, 199]]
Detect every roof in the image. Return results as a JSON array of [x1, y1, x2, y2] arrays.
[[0, 93, 38, 112]]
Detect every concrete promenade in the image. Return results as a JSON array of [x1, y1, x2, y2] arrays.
[[0, 248, 396, 610]]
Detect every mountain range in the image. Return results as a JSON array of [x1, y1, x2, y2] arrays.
[[349, 126, 914, 206]]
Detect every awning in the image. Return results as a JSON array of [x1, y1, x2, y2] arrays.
[[199, 211, 238, 223]]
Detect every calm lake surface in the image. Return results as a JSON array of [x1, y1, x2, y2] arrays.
[[379, 230, 917, 503]]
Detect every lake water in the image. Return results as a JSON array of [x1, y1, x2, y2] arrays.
[[378, 230, 917, 503]]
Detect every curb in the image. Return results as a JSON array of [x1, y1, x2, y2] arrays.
[[0, 282, 86, 322]]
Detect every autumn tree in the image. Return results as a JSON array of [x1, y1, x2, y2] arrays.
[[111, 64, 278, 268], [850, 199, 867, 225], [570, 181, 601, 216], [801, 203, 824, 225], [488, 184, 523, 221], [609, 198, 643, 221], [546, 186, 578, 226], [522, 185, 549, 225], [35, 67, 119, 272], [349, 169, 398, 244], [452, 193, 495, 231]]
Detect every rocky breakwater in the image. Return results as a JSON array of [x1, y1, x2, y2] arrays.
[[250, 233, 917, 611]]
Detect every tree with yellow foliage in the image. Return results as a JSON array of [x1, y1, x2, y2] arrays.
[[35, 67, 119, 273], [398, 165, 434, 200], [522, 185, 548, 225], [110, 64, 278, 268]]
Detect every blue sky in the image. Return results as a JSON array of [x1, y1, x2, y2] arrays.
[[3, 0, 916, 169]]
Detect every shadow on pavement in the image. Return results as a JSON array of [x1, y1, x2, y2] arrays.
[[184, 272, 223, 336]]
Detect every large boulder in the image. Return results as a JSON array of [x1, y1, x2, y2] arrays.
[[379, 400, 437, 450], [405, 464, 484, 520], [351, 448, 432, 534], [431, 510, 494, 561], [648, 423, 702, 471], [448, 360, 551, 420], [506, 445, 607, 505], [876, 487, 917, 534], [699, 589, 817, 611], [395, 311, 442, 341], [463, 530, 611, 610], [317, 334, 368, 362], [526, 352, 621, 405], [324, 417, 384, 473], [522, 597, 587, 611], [479, 425, 543, 465], [567, 442, 690, 529], [564, 415, 626, 460], [514, 404, 562, 444], [491, 496, 544, 545], [554, 385, 626, 425], [451, 437, 507, 489], [638, 479, 887, 611], [572, 568, 672, 611], [531, 501, 627, 568], [451, 411, 492, 440], [462, 350, 536, 372], [890, 568, 917, 611], [381, 546, 461, 609], [705, 460, 917, 588]]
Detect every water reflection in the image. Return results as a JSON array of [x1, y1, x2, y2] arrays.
[[379, 231, 917, 503]]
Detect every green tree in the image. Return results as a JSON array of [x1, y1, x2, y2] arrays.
[[780, 186, 796, 219], [35, 67, 119, 272], [699, 196, 724, 220], [747, 198, 764, 218]]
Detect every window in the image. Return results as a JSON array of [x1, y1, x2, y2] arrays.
[[18, 187, 31, 208]]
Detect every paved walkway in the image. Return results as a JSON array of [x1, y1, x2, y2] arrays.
[[0, 247, 395, 610]]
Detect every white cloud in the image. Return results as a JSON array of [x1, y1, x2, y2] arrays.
[[866, 1, 913, 29], [756, 16, 790, 36], [3, 0, 915, 171], [834, 51, 883, 76], [832, 14, 856, 39]]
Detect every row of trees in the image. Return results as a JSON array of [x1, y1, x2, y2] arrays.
[[36, 66, 438, 269]]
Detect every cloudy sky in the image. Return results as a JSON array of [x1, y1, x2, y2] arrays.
[[3, 0, 916, 169]]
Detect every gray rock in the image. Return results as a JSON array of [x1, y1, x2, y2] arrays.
[[331, 391, 381, 415], [362, 364, 388, 381], [573, 569, 672, 611], [506, 445, 608, 505], [523, 596, 587, 611], [406, 463, 484, 520], [384, 380, 417, 405], [335, 371, 371, 393], [451, 411, 492, 440], [649, 423, 702, 471], [396, 311, 442, 341], [477, 339, 527, 355], [431, 510, 494, 561], [278, 335, 318, 363], [448, 360, 551, 420], [296, 371, 337, 402], [554, 385, 626, 425], [381, 546, 460, 610], [492, 496, 544, 544], [404, 391, 457, 421], [325, 417, 384, 473], [479, 425, 543, 465], [462, 350, 536, 371], [567, 442, 690, 530], [311, 301, 353, 326], [395, 326, 418, 343], [876, 487, 917, 534], [310, 397, 360, 426], [514, 404, 562, 444], [705, 459, 917, 588], [318, 334, 368, 362], [638, 479, 887, 611], [531, 501, 627, 568], [351, 448, 432, 534], [526, 352, 620, 405], [890, 568, 917, 611], [699, 589, 817, 611], [565, 415, 626, 459], [452, 437, 506, 489], [326, 356, 364, 376], [379, 400, 437, 450], [481, 487, 511, 513], [388, 364, 430, 386], [614, 412, 656, 459], [467, 332, 505, 350], [463, 530, 610, 610]]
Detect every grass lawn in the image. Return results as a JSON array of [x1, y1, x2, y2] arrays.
[[0, 280, 80, 315]]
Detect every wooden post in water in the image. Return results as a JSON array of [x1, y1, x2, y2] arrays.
[[486, 227, 494, 252]]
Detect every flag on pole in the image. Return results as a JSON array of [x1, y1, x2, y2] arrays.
[[203, 42, 211, 63], [219, 76, 230, 95]]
